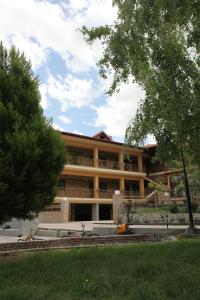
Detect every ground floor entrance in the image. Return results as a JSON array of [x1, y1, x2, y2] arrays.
[[99, 204, 113, 220], [71, 204, 92, 221], [70, 203, 113, 221]]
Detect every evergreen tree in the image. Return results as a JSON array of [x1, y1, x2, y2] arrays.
[[0, 43, 66, 223]]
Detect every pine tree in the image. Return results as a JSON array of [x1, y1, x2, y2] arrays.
[[0, 43, 66, 223]]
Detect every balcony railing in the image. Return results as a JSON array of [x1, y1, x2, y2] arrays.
[[57, 187, 147, 199], [57, 187, 94, 198], [98, 159, 120, 170], [57, 187, 116, 199], [66, 155, 93, 167], [99, 189, 115, 198], [124, 163, 138, 172], [123, 190, 140, 197], [66, 155, 139, 172]]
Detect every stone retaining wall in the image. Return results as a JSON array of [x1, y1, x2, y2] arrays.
[[0, 234, 164, 254], [120, 213, 200, 225]]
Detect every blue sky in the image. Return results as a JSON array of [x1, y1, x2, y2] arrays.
[[0, 0, 145, 142]]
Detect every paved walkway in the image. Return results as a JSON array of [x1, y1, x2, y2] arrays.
[[39, 221, 114, 232], [0, 235, 57, 244], [1, 222, 199, 244], [38, 221, 200, 231]]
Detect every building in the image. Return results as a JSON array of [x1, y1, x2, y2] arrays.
[[39, 131, 172, 223]]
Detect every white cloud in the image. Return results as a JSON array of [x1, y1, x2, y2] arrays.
[[94, 83, 144, 139], [0, 0, 145, 141], [145, 135, 156, 145], [58, 115, 71, 124], [11, 34, 46, 69], [47, 74, 102, 111], [52, 123, 65, 131], [39, 84, 48, 109], [0, 0, 117, 73]]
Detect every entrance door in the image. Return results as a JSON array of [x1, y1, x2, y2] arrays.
[[71, 204, 92, 221], [99, 204, 113, 220]]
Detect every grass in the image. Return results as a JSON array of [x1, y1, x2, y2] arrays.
[[0, 240, 200, 299]]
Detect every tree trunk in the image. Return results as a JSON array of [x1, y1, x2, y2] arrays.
[[181, 149, 197, 234]]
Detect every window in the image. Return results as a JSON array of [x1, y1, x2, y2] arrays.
[[100, 182, 107, 191], [58, 180, 65, 188]]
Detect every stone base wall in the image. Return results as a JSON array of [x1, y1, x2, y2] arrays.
[[39, 199, 69, 223], [0, 234, 165, 254], [119, 213, 200, 225]]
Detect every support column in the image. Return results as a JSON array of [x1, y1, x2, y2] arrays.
[[139, 178, 145, 197], [167, 176, 171, 191], [137, 155, 143, 173], [120, 177, 125, 195], [61, 198, 70, 222], [119, 151, 124, 170], [92, 203, 99, 221], [93, 147, 98, 168], [94, 175, 99, 198]]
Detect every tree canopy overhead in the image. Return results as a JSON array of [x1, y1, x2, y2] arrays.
[[82, 0, 200, 163], [0, 43, 66, 223]]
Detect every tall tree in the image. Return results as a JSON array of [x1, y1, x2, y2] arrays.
[[0, 43, 66, 223], [82, 0, 200, 232]]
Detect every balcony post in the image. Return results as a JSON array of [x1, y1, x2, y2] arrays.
[[94, 175, 99, 198], [93, 147, 98, 168], [139, 178, 145, 197], [137, 154, 143, 173], [120, 177, 125, 195], [119, 151, 124, 170]]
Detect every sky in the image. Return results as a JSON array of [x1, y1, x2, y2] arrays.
[[0, 0, 145, 142]]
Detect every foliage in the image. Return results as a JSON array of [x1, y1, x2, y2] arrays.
[[170, 160, 200, 199], [0, 42, 66, 223], [82, 0, 200, 164], [169, 204, 179, 214], [148, 181, 165, 192]]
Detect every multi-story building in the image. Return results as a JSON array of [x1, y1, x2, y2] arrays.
[[39, 131, 172, 223]]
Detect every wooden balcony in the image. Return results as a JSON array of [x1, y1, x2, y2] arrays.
[[57, 187, 94, 198], [98, 159, 120, 170], [57, 187, 146, 199], [99, 190, 115, 198], [123, 190, 140, 197], [124, 163, 138, 172], [66, 155, 139, 173], [67, 155, 93, 167]]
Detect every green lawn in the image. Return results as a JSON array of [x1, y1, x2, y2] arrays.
[[0, 240, 200, 300]]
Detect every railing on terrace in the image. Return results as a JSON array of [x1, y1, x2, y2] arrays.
[[124, 163, 138, 172], [99, 189, 115, 198], [66, 155, 139, 172], [57, 187, 94, 198], [57, 188, 150, 199], [98, 159, 120, 170], [66, 155, 93, 167], [123, 190, 140, 197], [57, 188, 117, 199]]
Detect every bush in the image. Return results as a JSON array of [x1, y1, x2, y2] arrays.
[[169, 205, 179, 213], [191, 202, 199, 213]]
